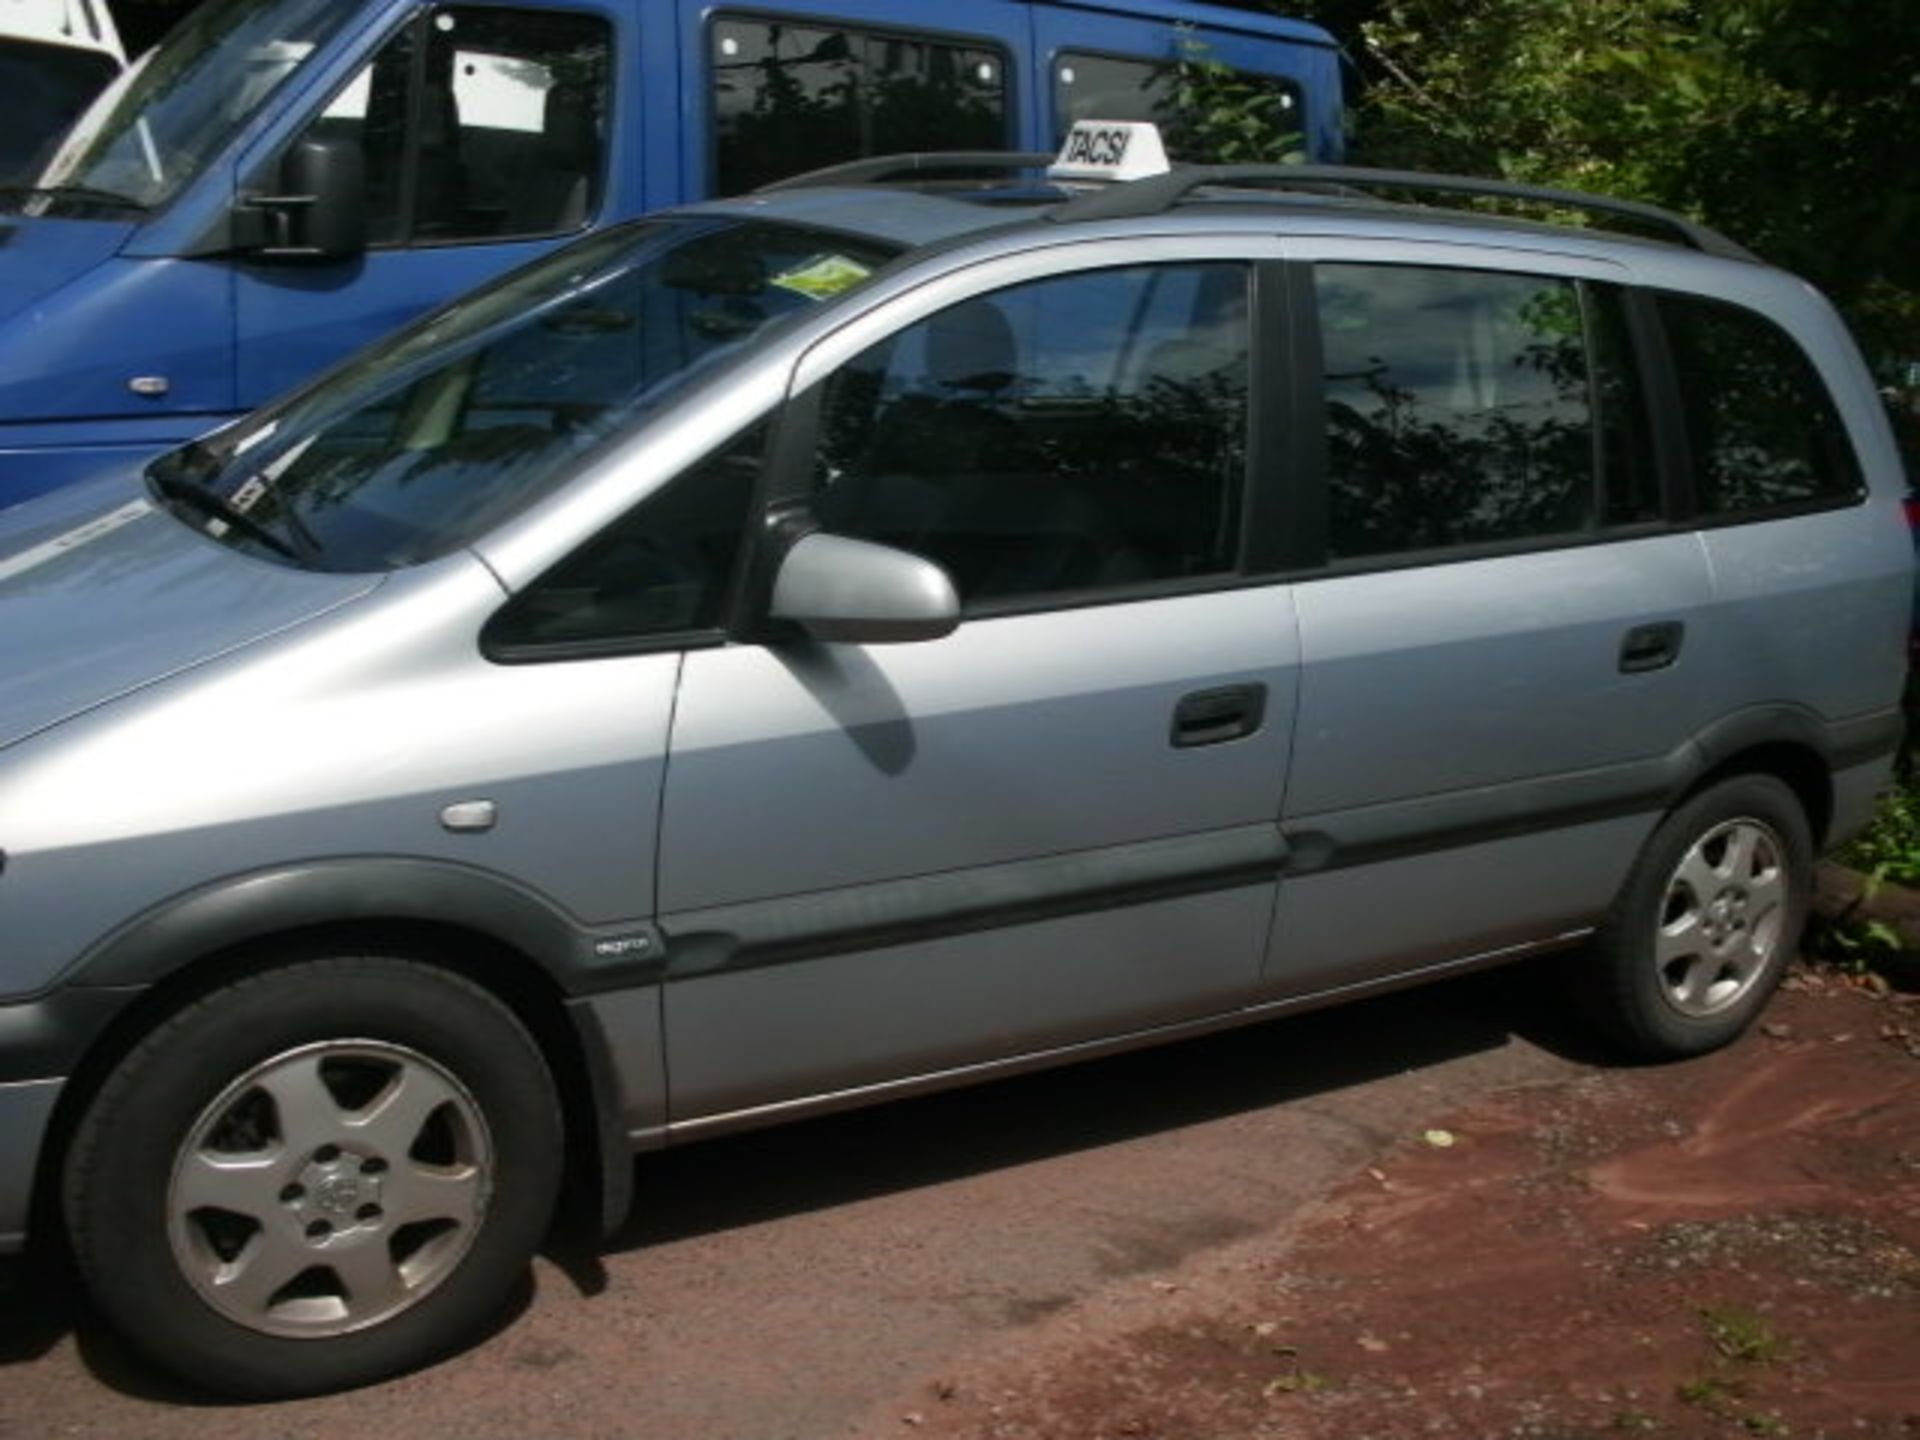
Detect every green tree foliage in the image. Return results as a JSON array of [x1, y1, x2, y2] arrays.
[[1268, 0, 1920, 371]]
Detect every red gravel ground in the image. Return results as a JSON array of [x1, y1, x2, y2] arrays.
[[854, 969, 1920, 1440]]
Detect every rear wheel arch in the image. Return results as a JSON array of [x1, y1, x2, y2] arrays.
[[1575, 770, 1814, 1059], [1686, 740, 1833, 849]]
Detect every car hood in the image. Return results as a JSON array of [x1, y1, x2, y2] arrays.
[[0, 475, 380, 752]]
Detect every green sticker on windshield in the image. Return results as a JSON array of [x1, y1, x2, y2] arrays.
[[770, 253, 874, 300]]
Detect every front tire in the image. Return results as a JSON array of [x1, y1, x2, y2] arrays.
[[1577, 774, 1813, 1059], [64, 957, 562, 1398]]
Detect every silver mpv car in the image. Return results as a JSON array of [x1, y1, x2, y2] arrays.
[[0, 130, 1909, 1396]]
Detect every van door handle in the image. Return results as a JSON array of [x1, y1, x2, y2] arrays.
[[1171, 684, 1268, 748], [1619, 621, 1685, 673]]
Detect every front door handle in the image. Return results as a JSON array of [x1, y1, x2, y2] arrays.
[[1171, 683, 1268, 748], [1620, 621, 1685, 674]]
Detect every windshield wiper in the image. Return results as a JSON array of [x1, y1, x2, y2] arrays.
[[150, 468, 310, 563], [0, 184, 150, 213]]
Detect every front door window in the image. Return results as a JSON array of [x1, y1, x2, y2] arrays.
[[812, 261, 1252, 608], [298, 5, 613, 246]]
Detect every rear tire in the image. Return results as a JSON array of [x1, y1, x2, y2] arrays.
[[1575, 774, 1812, 1059], [63, 957, 562, 1398]]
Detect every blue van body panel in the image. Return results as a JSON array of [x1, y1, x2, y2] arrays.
[[0, 214, 235, 504], [0, 416, 243, 507], [0, 253, 234, 419], [0, 215, 137, 327], [229, 237, 581, 409], [637, 0, 684, 213]]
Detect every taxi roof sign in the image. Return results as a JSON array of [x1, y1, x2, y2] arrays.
[[1048, 121, 1173, 184]]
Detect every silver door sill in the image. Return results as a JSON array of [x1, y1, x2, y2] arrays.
[[637, 929, 1591, 1147]]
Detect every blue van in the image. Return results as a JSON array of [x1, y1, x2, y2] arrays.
[[0, 0, 1342, 506]]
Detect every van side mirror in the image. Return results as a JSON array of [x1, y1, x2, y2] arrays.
[[768, 533, 960, 644], [240, 136, 368, 261]]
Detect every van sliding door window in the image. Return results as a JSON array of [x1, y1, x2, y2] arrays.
[[711, 16, 1008, 195], [301, 6, 611, 247], [1052, 51, 1303, 161]]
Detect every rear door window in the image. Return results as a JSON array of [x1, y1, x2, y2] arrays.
[[1314, 264, 1651, 560]]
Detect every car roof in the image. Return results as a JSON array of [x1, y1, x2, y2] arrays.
[[676, 158, 1760, 272], [673, 186, 1037, 251]]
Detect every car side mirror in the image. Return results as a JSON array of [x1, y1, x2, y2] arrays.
[[240, 136, 368, 261], [768, 532, 960, 644]]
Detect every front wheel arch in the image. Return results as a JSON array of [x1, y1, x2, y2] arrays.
[[61, 954, 567, 1396], [35, 921, 621, 1279]]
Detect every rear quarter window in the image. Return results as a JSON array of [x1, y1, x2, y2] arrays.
[[1657, 293, 1864, 518]]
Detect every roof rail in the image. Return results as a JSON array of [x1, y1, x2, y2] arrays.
[[1047, 163, 1757, 261], [757, 150, 1055, 194]]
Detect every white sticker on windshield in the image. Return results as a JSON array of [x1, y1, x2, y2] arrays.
[[0, 499, 152, 585]]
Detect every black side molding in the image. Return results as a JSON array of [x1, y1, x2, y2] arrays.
[[660, 824, 1289, 979], [1282, 703, 1905, 874]]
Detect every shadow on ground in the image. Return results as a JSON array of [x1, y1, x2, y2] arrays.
[[1, 954, 1602, 1399], [602, 956, 1604, 1255], [0, 1241, 538, 1407]]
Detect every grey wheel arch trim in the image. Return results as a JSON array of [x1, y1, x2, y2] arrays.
[[1694, 702, 1900, 772], [52, 858, 654, 1239], [63, 857, 665, 996]]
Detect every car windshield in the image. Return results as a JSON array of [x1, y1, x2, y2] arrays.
[[149, 217, 900, 572], [25, 0, 353, 212], [0, 40, 120, 184]]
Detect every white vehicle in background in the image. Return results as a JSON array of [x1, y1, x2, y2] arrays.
[[0, 0, 126, 181]]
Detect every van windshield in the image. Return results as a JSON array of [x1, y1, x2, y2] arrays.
[[0, 39, 120, 184], [29, 0, 353, 211], [148, 218, 900, 573]]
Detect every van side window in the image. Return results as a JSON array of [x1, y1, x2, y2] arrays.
[[1052, 51, 1303, 159], [1656, 294, 1863, 517], [307, 7, 611, 247], [485, 424, 765, 657], [812, 263, 1249, 609], [711, 16, 1008, 195], [1317, 265, 1649, 559]]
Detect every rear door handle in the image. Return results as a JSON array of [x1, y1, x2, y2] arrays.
[[1171, 683, 1268, 748], [1619, 621, 1685, 674]]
